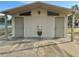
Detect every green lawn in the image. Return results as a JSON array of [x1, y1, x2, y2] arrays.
[[67, 28, 79, 35], [67, 28, 79, 32]]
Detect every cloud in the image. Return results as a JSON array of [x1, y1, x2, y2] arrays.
[[20, 1, 36, 4]]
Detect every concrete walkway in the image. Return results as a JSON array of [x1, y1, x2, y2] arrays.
[[0, 37, 79, 57], [0, 39, 72, 57], [56, 40, 79, 57]]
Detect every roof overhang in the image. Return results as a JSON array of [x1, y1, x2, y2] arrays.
[[1, 2, 79, 15]]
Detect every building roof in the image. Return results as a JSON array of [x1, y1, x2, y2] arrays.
[[1, 1, 79, 15]]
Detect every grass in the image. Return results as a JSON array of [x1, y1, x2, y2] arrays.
[[67, 28, 79, 35]]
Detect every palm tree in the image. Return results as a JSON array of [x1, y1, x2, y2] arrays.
[[72, 4, 79, 27], [72, 4, 79, 10], [68, 4, 79, 28]]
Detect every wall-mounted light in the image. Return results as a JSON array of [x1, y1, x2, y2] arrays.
[[38, 11, 40, 15], [37, 25, 42, 37]]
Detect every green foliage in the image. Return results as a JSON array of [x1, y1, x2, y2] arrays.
[[68, 4, 79, 28], [0, 17, 5, 23], [68, 15, 72, 27], [0, 16, 12, 25], [72, 4, 79, 10]]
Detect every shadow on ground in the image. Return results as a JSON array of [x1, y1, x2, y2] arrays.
[[0, 39, 73, 57]]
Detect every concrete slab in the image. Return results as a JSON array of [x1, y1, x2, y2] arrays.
[[58, 41, 79, 57]]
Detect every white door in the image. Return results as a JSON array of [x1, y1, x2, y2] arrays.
[[55, 17, 64, 38], [15, 17, 24, 38]]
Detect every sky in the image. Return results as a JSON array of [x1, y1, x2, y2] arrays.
[[0, 1, 79, 20], [0, 1, 79, 12]]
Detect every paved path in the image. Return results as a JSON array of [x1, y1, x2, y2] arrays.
[[58, 41, 79, 57], [0, 39, 72, 57], [0, 38, 79, 57]]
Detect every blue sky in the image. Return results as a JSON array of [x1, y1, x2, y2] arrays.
[[0, 1, 79, 12]]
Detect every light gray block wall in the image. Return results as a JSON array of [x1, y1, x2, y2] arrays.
[[24, 16, 55, 38], [12, 8, 68, 38]]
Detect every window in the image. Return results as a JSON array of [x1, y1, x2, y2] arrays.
[[20, 11, 31, 16], [47, 11, 59, 16]]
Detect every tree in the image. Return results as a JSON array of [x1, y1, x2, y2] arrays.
[[0, 16, 5, 23], [72, 4, 79, 10], [68, 15, 72, 28], [68, 4, 79, 28]]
